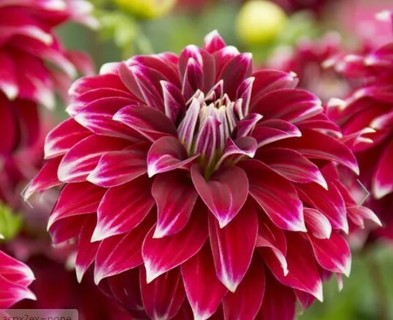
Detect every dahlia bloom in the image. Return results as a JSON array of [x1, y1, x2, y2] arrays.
[[0, 0, 96, 202], [26, 31, 379, 319], [0, 250, 35, 308], [329, 12, 393, 242], [268, 34, 350, 103]]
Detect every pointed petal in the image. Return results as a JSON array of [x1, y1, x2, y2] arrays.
[[204, 30, 226, 53], [73, 96, 140, 140], [152, 172, 198, 238], [93, 177, 154, 241], [181, 245, 227, 320], [281, 129, 359, 174], [48, 182, 105, 230], [256, 219, 288, 276], [265, 233, 323, 301], [142, 205, 208, 282], [113, 104, 176, 142], [304, 208, 332, 239], [23, 157, 62, 200], [75, 216, 99, 282], [373, 139, 393, 199], [222, 258, 265, 320], [250, 69, 298, 107], [44, 118, 90, 159], [241, 160, 306, 231], [58, 135, 130, 183], [161, 80, 185, 123], [298, 181, 348, 233], [209, 201, 258, 292], [252, 89, 322, 123], [147, 136, 197, 177], [94, 217, 154, 284], [252, 119, 301, 148], [309, 233, 351, 277], [140, 268, 185, 320], [259, 147, 327, 189], [191, 165, 249, 228], [87, 147, 147, 187]]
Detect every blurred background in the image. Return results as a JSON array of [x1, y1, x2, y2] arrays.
[[3, 0, 393, 318]]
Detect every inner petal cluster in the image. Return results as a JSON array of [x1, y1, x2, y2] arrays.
[[178, 80, 250, 175]]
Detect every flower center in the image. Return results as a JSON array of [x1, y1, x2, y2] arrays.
[[177, 81, 245, 176]]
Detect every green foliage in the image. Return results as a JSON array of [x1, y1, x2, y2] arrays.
[[0, 203, 22, 241]]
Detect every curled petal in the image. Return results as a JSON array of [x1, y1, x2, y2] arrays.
[[57, 135, 129, 183], [242, 160, 306, 232], [93, 177, 154, 241], [191, 164, 249, 228], [147, 136, 198, 177], [304, 208, 332, 239], [87, 147, 147, 188], [113, 104, 177, 142], [152, 172, 198, 238], [142, 205, 208, 283]]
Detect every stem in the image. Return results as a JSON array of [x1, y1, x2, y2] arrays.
[[365, 250, 390, 320]]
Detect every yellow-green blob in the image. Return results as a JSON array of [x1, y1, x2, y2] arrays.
[[114, 0, 177, 19], [0, 203, 22, 241], [236, 0, 287, 45]]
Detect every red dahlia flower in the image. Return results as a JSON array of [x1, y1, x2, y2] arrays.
[[0, 250, 35, 308], [0, 0, 96, 203], [329, 12, 393, 242], [26, 31, 379, 319], [0, 0, 96, 108], [268, 33, 350, 103]]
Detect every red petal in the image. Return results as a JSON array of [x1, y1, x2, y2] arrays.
[[209, 201, 258, 291], [48, 182, 105, 230], [204, 30, 226, 53], [23, 157, 62, 200], [258, 147, 327, 188], [280, 129, 359, 174], [241, 160, 306, 231], [93, 177, 154, 241], [142, 205, 208, 282], [75, 216, 99, 282], [252, 89, 322, 123], [258, 275, 296, 320], [191, 165, 249, 228], [309, 233, 351, 276], [257, 219, 288, 276], [73, 96, 140, 140], [140, 268, 185, 320], [222, 258, 265, 320], [44, 118, 90, 159], [304, 208, 332, 239], [298, 181, 348, 233], [252, 119, 301, 147], [265, 233, 323, 301], [94, 216, 154, 284], [113, 104, 176, 142], [147, 136, 197, 177], [373, 139, 393, 199], [87, 147, 147, 187], [181, 245, 227, 320], [152, 172, 198, 238], [58, 135, 129, 183], [250, 69, 298, 107]]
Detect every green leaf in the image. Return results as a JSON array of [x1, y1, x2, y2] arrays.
[[0, 203, 22, 241]]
